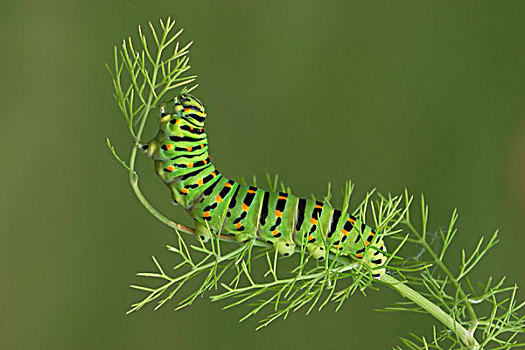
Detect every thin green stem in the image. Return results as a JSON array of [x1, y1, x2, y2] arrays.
[[129, 178, 193, 234], [213, 263, 358, 300], [381, 274, 479, 348], [405, 220, 478, 324]]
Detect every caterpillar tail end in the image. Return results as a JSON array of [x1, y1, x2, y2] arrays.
[[363, 239, 387, 279]]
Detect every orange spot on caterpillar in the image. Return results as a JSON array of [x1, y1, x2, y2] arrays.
[[200, 144, 204, 149], [175, 119, 181, 125], [225, 183, 233, 188], [235, 222, 243, 229], [356, 253, 363, 258], [166, 144, 173, 150], [369, 231, 375, 236], [315, 204, 323, 209], [197, 179, 204, 186], [203, 159, 208, 165], [211, 172, 216, 177], [242, 203, 250, 211], [203, 212, 210, 218], [181, 188, 189, 194], [190, 127, 194, 130], [187, 162, 194, 168], [308, 235, 314, 242], [166, 166, 175, 172], [341, 229, 349, 236], [348, 218, 356, 223], [272, 229, 279, 236], [185, 108, 190, 112], [310, 218, 318, 225], [247, 189, 256, 194], [186, 146, 192, 151], [334, 244, 341, 249], [365, 241, 370, 246], [216, 195, 223, 203], [275, 210, 283, 217], [278, 196, 287, 200]]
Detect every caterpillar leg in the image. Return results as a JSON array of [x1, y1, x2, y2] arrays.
[[274, 240, 296, 257], [194, 221, 212, 242], [138, 140, 157, 157], [138, 142, 148, 152], [138, 103, 177, 158], [307, 244, 327, 261]]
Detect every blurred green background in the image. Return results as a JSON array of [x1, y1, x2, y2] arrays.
[[2, 0, 525, 348]]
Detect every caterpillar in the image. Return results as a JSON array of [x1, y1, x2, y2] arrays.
[[141, 94, 387, 278]]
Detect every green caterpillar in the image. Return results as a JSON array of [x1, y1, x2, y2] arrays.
[[141, 94, 387, 278]]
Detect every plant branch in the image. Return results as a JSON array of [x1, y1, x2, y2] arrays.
[[381, 274, 479, 348], [108, 18, 525, 349]]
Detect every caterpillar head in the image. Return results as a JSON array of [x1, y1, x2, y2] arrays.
[[175, 94, 206, 127]]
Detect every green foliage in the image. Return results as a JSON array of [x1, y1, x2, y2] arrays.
[[106, 16, 196, 145], [384, 195, 525, 349], [107, 19, 525, 349], [127, 178, 405, 329]]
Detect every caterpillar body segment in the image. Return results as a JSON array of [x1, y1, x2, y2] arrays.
[[142, 94, 387, 278], [258, 192, 297, 256], [223, 185, 266, 244], [190, 177, 239, 241]]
